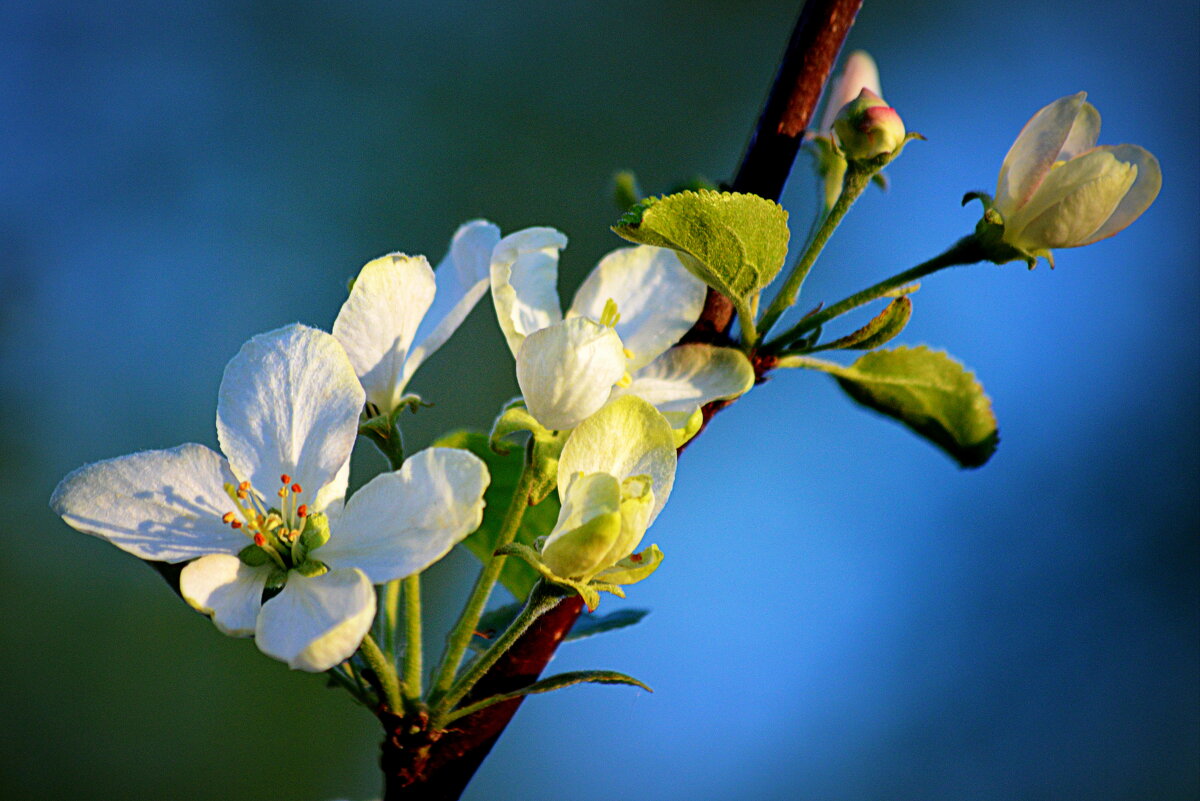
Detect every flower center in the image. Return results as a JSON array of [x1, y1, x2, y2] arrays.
[[222, 473, 314, 570]]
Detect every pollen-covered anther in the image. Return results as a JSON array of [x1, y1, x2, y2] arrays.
[[290, 483, 302, 494], [222, 511, 236, 524], [616, 372, 633, 388], [253, 532, 266, 547], [622, 348, 635, 360], [277, 487, 288, 498], [280, 474, 291, 485], [297, 504, 309, 518]]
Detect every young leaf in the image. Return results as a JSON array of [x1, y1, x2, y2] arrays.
[[434, 431, 561, 599], [444, 669, 652, 724], [832, 346, 998, 468], [469, 604, 651, 652], [813, 296, 912, 351], [611, 190, 790, 318]]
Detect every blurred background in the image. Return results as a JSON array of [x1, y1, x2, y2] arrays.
[[2, 1, 1196, 799]]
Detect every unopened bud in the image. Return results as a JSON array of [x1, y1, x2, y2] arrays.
[[833, 88, 906, 161]]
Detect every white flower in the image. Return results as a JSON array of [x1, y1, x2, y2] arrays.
[[490, 228, 753, 432], [994, 93, 1161, 256], [333, 220, 500, 416], [51, 324, 489, 672], [541, 396, 677, 582]]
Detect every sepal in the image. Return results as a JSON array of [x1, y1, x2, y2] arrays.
[[594, 544, 664, 585]]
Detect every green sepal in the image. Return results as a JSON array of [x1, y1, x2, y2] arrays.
[[962, 193, 1040, 269], [611, 189, 790, 325], [786, 347, 999, 468], [436, 431, 561, 601], [594, 544, 664, 585], [293, 559, 328, 578], [299, 511, 331, 553], [265, 568, 289, 591], [238, 543, 272, 567], [813, 296, 913, 352], [443, 669, 652, 725], [613, 170, 642, 212], [493, 543, 602, 611], [470, 605, 650, 652], [489, 400, 548, 453], [806, 134, 848, 212]]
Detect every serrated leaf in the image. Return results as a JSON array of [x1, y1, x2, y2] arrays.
[[444, 669, 652, 724], [816, 296, 912, 351], [812, 346, 999, 468], [612, 190, 790, 317], [435, 431, 561, 600], [469, 604, 650, 652]]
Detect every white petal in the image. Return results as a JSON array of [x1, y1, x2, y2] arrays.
[[996, 92, 1094, 214], [818, 50, 881, 133], [180, 553, 270, 636], [613, 344, 755, 415], [516, 318, 627, 431], [50, 443, 246, 563], [490, 227, 567, 355], [568, 245, 706, 370], [558, 395, 677, 526], [332, 254, 437, 413], [255, 568, 376, 672], [1006, 149, 1137, 249], [1080, 144, 1162, 245], [317, 447, 489, 583], [216, 324, 363, 510], [401, 220, 501, 388]]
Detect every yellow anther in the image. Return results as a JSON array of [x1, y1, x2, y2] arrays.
[[599, 298, 621, 327], [221, 512, 236, 524], [616, 372, 633, 388], [277, 487, 287, 498], [623, 348, 634, 360]]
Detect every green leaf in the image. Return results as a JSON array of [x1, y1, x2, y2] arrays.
[[814, 296, 912, 351], [444, 669, 652, 724], [612, 189, 790, 318], [435, 431, 561, 600], [470, 604, 650, 652], [830, 346, 999, 468]]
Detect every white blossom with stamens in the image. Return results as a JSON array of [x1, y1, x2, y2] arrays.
[[51, 324, 488, 672]]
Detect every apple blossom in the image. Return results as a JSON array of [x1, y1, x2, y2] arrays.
[[51, 324, 488, 672], [334, 220, 500, 416], [993, 92, 1161, 259], [490, 228, 753, 433]]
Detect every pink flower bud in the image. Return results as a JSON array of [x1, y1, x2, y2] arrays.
[[833, 89, 907, 161]]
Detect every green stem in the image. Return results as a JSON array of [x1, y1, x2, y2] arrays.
[[401, 574, 423, 706], [430, 581, 562, 728], [428, 446, 539, 704], [361, 414, 405, 470], [358, 633, 404, 715], [383, 578, 401, 661], [757, 163, 874, 338], [764, 235, 987, 353]]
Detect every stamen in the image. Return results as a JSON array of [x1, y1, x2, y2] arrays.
[[630, 553, 644, 563], [291, 483, 302, 494], [297, 504, 309, 518], [238, 481, 251, 492], [277, 487, 288, 498], [280, 474, 291, 485], [222, 512, 236, 524], [253, 532, 266, 547], [616, 372, 633, 388], [236, 489, 247, 500], [231, 521, 243, 530], [623, 348, 634, 360]]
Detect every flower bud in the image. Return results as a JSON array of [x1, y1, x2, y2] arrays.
[[833, 88, 906, 161]]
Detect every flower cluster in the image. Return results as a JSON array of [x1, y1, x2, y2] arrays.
[[51, 220, 744, 672]]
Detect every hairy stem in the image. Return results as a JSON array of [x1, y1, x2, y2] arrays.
[[401, 574, 424, 708], [359, 633, 404, 715], [428, 445, 538, 703]]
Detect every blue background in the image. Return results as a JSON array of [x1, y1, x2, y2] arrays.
[[1, 2, 1196, 799]]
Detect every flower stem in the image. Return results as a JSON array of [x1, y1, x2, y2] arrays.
[[430, 581, 562, 729], [359, 632, 404, 715], [383, 578, 401, 661], [401, 574, 423, 707], [428, 444, 539, 705], [764, 234, 987, 353], [757, 163, 873, 338]]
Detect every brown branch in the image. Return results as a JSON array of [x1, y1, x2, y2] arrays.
[[379, 2, 862, 797]]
